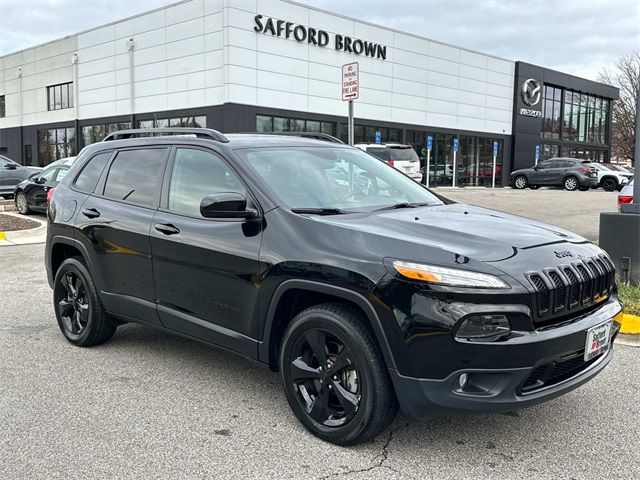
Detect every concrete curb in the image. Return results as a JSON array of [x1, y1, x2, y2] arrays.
[[615, 334, 640, 347], [0, 213, 47, 246]]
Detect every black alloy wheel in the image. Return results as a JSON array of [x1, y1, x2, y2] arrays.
[[280, 303, 397, 446], [53, 257, 117, 347], [601, 178, 617, 192], [289, 329, 361, 427], [57, 271, 90, 336]]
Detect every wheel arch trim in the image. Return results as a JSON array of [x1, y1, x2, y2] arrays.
[[47, 235, 96, 288], [258, 279, 397, 371]]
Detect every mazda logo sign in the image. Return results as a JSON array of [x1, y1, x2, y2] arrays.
[[521, 78, 542, 107]]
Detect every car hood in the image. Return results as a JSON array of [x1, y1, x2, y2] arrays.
[[315, 203, 587, 263]]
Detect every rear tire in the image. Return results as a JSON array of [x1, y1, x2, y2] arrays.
[[15, 191, 31, 215], [601, 178, 617, 192], [564, 176, 578, 191], [279, 303, 398, 446], [513, 175, 528, 189], [53, 257, 117, 347]]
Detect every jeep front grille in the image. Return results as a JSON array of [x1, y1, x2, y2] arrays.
[[526, 255, 614, 326]]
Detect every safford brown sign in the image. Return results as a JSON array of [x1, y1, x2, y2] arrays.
[[253, 15, 387, 60]]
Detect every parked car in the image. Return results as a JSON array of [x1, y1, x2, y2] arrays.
[[46, 128, 622, 446], [354, 143, 422, 181], [618, 179, 634, 210], [591, 162, 632, 191], [0, 155, 42, 198], [510, 157, 598, 191], [14, 157, 75, 214]]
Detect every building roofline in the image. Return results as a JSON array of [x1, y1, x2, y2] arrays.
[[0, 0, 514, 64]]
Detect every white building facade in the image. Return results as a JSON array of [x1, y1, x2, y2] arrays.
[[0, 0, 617, 186]]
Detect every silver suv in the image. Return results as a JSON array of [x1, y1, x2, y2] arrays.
[[354, 143, 422, 182]]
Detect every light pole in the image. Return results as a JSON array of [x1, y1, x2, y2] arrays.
[[620, 78, 640, 214]]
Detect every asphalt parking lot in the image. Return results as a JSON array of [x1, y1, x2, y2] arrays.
[[441, 187, 620, 242], [1, 241, 639, 478]]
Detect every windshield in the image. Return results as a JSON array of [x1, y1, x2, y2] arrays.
[[238, 146, 442, 211]]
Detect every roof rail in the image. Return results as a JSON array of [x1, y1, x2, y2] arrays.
[[102, 128, 230, 143], [260, 132, 344, 144]]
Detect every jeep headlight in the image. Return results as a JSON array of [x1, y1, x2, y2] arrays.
[[392, 261, 510, 289]]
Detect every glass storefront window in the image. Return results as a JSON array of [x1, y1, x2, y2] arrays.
[[81, 122, 132, 147], [137, 115, 206, 129], [257, 115, 336, 137], [37, 126, 76, 166]]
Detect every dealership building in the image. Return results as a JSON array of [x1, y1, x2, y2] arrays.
[[0, 0, 619, 186]]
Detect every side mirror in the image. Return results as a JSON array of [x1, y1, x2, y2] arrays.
[[34, 176, 46, 184], [200, 192, 258, 219], [532, 166, 540, 171], [5, 163, 17, 170]]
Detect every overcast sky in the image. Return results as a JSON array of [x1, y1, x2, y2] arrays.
[[0, 0, 638, 80]]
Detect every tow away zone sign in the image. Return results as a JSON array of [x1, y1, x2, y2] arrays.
[[342, 62, 359, 101]]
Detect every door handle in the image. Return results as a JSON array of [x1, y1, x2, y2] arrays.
[[81, 208, 101, 219], [154, 223, 180, 235]]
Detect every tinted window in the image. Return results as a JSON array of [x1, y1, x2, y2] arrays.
[[389, 147, 419, 161], [103, 148, 166, 207], [74, 152, 111, 193], [168, 148, 246, 217], [537, 160, 555, 170], [365, 147, 390, 161]]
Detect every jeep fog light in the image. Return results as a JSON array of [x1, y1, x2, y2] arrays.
[[458, 373, 468, 389], [456, 314, 511, 341]]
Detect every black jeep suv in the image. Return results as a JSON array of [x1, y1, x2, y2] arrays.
[[46, 128, 622, 445]]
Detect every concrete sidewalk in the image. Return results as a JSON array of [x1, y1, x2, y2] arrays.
[[0, 212, 47, 246]]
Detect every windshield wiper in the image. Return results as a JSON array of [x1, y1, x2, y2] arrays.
[[291, 207, 346, 215], [373, 202, 431, 212]]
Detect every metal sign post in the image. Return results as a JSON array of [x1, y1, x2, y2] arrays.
[[535, 145, 540, 165], [452, 138, 459, 187], [342, 62, 359, 145], [425, 135, 432, 188], [492, 141, 499, 188]]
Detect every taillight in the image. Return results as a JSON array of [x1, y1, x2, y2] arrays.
[[577, 167, 591, 173], [46, 188, 55, 203], [386, 159, 395, 167], [618, 195, 633, 205]]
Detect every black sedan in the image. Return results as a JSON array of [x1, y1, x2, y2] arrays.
[[0, 155, 42, 198], [14, 157, 75, 214]]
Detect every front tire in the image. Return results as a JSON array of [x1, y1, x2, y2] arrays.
[[513, 175, 528, 189], [15, 191, 31, 215], [279, 303, 398, 446], [564, 176, 578, 191], [601, 178, 617, 192], [53, 257, 117, 347]]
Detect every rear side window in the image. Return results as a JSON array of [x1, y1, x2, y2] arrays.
[[103, 148, 166, 207], [74, 152, 111, 193]]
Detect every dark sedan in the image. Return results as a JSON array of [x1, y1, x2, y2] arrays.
[[510, 157, 598, 191], [0, 155, 42, 198], [14, 157, 74, 214]]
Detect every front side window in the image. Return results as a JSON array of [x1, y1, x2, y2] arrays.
[[75, 152, 112, 193], [39, 168, 58, 182], [168, 148, 246, 217], [55, 167, 70, 182], [103, 149, 166, 207], [238, 147, 443, 211]]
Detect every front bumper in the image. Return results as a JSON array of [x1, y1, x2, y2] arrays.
[[388, 299, 621, 419]]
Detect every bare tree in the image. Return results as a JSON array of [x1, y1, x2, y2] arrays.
[[598, 50, 639, 164]]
